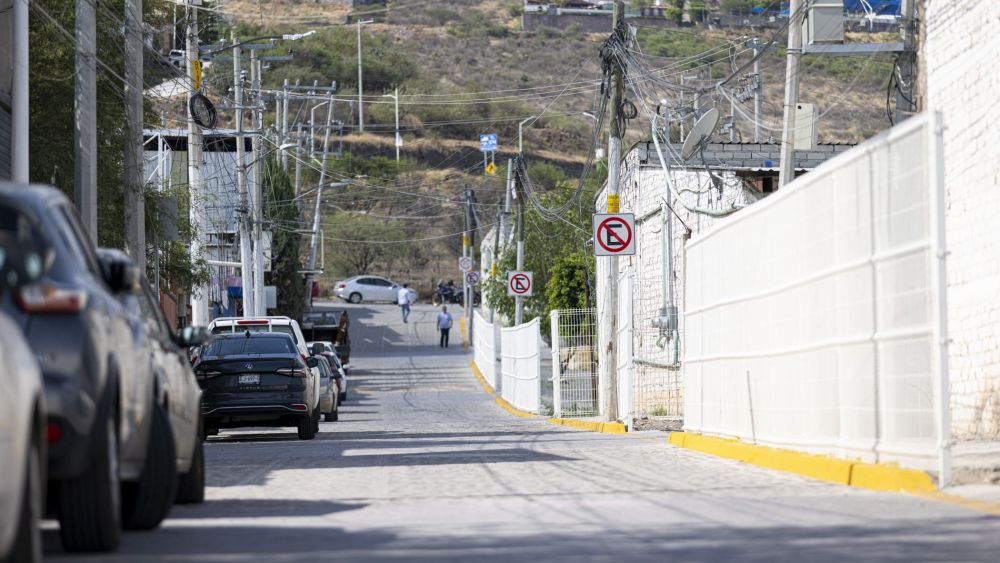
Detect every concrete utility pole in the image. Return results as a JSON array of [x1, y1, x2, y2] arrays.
[[778, 0, 803, 189], [895, 0, 917, 122], [752, 37, 763, 143], [186, 1, 209, 325], [75, 0, 98, 240], [514, 164, 525, 326], [125, 0, 146, 272], [466, 188, 476, 346], [281, 78, 291, 170], [356, 19, 374, 133], [250, 49, 266, 316], [597, 0, 625, 422], [304, 93, 337, 309], [233, 35, 255, 318], [12, 0, 28, 182]]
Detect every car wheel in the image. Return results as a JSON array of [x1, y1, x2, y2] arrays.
[[176, 435, 205, 504], [122, 401, 177, 530], [348, 292, 362, 304], [312, 408, 320, 433], [9, 433, 43, 562], [340, 391, 347, 404], [297, 413, 317, 440], [332, 402, 339, 422], [59, 410, 121, 552], [324, 411, 335, 423]]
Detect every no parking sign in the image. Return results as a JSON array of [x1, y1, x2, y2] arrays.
[[506, 271, 533, 297], [592, 213, 636, 256]]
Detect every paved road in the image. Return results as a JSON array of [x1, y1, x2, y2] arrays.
[[46, 303, 1000, 561]]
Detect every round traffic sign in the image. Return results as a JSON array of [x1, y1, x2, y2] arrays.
[[465, 271, 481, 286], [596, 216, 633, 254], [458, 256, 474, 272], [509, 273, 531, 295]]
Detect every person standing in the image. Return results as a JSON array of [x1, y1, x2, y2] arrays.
[[398, 283, 414, 323], [437, 305, 453, 348]]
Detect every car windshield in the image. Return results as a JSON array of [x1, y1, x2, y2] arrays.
[[203, 336, 296, 357]]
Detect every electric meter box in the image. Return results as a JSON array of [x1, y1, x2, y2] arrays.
[[803, 1, 845, 45]]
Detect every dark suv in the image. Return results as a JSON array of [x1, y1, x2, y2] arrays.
[[0, 184, 177, 551], [195, 332, 321, 440]]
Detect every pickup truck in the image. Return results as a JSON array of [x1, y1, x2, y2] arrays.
[[301, 309, 351, 367]]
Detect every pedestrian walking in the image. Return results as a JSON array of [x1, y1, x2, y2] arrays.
[[398, 283, 414, 323], [437, 305, 453, 348]]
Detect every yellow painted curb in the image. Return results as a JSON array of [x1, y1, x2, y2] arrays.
[[916, 491, 1000, 517], [494, 395, 538, 418], [469, 361, 494, 394], [668, 432, 936, 493], [548, 417, 627, 434]]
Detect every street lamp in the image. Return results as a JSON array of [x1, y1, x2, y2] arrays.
[[383, 88, 400, 161], [518, 115, 535, 155], [580, 111, 604, 160]]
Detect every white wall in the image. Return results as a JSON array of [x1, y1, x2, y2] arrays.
[[925, 0, 1000, 441]]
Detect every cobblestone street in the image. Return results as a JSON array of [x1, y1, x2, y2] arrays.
[[45, 304, 1000, 562]]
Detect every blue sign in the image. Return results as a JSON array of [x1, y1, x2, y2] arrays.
[[480, 134, 497, 152]]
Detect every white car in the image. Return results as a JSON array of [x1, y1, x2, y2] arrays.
[[334, 275, 417, 304], [308, 341, 349, 403], [0, 227, 47, 562], [207, 317, 322, 413]]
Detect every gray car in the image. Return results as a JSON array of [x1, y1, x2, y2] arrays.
[[315, 356, 340, 422], [0, 184, 180, 551], [0, 226, 48, 563]]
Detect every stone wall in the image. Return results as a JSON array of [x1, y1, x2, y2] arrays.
[[925, 0, 1000, 441]]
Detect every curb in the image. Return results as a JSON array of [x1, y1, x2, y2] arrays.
[[470, 362, 625, 432], [668, 432, 936, 494]]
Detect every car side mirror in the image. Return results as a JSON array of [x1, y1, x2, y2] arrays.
[[311, 342, 325, 356], [97, 251, 141, 294], [306, 357, 319, 369], [176, 325, 210, 348]]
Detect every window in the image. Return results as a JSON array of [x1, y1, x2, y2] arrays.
[[57, 205, 102, 276], [203, 336, 296, 357], [371, 278, 393, 287]]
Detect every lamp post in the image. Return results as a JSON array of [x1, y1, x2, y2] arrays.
[[383, 88, 400, 161], [518, 115, 535, 155]]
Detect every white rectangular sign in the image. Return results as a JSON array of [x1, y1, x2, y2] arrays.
[[592, 213, 636, 256], [506, 271, 533, 297]]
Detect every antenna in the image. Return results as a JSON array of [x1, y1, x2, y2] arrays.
[[680, 108, 720, 161]]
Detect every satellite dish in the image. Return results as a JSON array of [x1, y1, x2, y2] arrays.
[[680, 108, 720, 161]]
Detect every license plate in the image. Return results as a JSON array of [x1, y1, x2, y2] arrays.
[[239, 374, 260, 385]]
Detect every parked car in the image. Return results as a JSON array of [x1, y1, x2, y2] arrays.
[[310, 342, 349, 403], [99, 249, 208, 506], [334, 275, 417, 304], [302, 309, 351, 366], [195, 332, 321, 440], [315, 356, 340, 423], [208, 316, 321, 411], [0, 222, 48, 563], [167, 49, 185, 68], [0, 184, 174, 551]]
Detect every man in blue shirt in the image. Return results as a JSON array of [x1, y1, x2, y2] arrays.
[[436, 305, 453, 348]]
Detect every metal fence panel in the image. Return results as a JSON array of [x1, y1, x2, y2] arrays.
[[683, 114, 946, 473], [550, 309, 598, 418], [616, 272, 634, 422], [501, 318, 541, 413], [473, 310, 498, 389]]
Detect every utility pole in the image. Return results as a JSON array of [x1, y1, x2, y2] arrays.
[[596, 0, 625, 422], [294, 123, 303, 206], [462, 186, 470, 327], [752, 37, 763, 143], [467, 188, 477, 345], [778, 0, 802, 189], [75, 0, 98, 239], [233, 34, 255, 318], [186, 1, 209, 325], [356, 19, 374, 133], [514, 164, 525, 326], [304, 92, 337, 309], [12, 0, 28, 182], [281, 78, 290, 170], [250, 49, 266, 316], [895, 0, 917, 122], [125, 0, 146, 272]]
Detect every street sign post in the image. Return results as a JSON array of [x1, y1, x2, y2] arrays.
[[459, 256, 474, 272], [465, 271, 481, 287], [506, 271, 533, 297], [592, 213, 636, 256]]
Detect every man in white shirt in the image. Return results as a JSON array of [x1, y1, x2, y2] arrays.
[[398, 284, 414, 323], [436, 305, 453, 348]]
